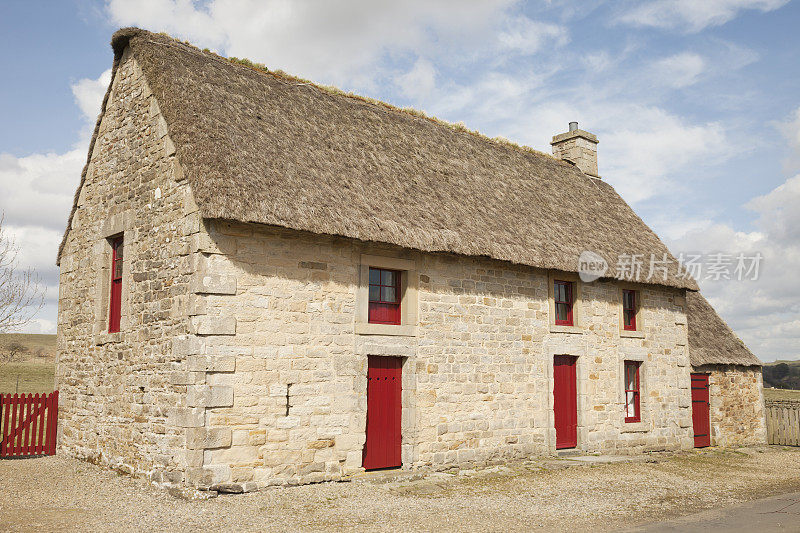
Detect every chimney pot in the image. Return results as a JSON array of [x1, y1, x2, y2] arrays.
[[551, 124, 599, 178]]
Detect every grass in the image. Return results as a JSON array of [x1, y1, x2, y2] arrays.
[[0, 333, 56, 356], [764, 388, 800, 401], [0, 333, 56, 395], [0, 359, 55, 394]]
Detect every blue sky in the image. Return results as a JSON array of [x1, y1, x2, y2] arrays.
[[1, 0, 799, 361]]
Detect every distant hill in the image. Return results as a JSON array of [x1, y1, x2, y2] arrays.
[[0, 333, 57, 360], [763, 360, 800, 390]]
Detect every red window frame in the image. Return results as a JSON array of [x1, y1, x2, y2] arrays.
[[624, 360, 641, 423], [622, 289, 637, 331], [108, 235, 123, 333], [554, 280, 574, 326], [368, 267, 401, 325]]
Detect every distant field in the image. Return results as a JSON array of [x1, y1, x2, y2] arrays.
[[0, 359, 55, 394], [0, 333, 57, 358], [0, 333, 57, 394], [764, 388, 800, 402]]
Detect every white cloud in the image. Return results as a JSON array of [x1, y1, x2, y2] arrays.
[[0, 69, 110, 332], [106, 0, 532, 87], [651, 52, 705, 88], [396, 58, 437, 100], [71, 69, 113, 123], [667, 174, 800, 362], [778, 106, 800, 173], [497, 16, 569, 53], [618, 0, 789, 33]]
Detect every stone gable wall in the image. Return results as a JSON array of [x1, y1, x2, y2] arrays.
[[55, 47, 200, 484], [185, 220, 695, 489], [696, 365, 767, 447]]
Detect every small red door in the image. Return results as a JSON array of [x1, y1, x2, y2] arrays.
[[363, 356, 402, 470], [691, 373, 711, 448], [554, 355, 578, 449]]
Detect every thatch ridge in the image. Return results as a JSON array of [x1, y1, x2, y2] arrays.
[[58, 27, 698, 292], [687, 291, 761, 367]]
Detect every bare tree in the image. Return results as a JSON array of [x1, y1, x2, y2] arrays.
[[1, 341, 28, 363], [0, 215, 45, 333]]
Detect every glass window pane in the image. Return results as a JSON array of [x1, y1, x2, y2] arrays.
[[556, 303, 566, 322], [625, 365, 634, 390], [555, 283, 563, 302], [381, 286, 396, 302], [369, 285, 379, 302], [116, 240, 124, 260], [626, 391, 635, 417], [114, 261, 123, 279], [369, 268, 380, 284], [382, 270, 396, 286]]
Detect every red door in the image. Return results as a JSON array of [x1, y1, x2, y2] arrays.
[[691, 373, 711, 448], [363, 356, 402, 470], [554, 355, 578, 449]]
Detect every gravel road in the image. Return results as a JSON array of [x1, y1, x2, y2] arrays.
[[1, 447, 799, 532]]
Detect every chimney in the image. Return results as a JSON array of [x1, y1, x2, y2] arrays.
[[550, 122, 599, 178]]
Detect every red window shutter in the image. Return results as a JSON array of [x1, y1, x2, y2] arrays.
[[368, 268, 401, 325], [622, 290, 637, 331], [108, 236, 123, 333], [554, 280, 574, 326]]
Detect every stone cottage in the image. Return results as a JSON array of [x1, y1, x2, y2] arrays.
[[55, 28, 765, 490]]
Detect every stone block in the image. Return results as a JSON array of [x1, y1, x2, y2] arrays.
[[172, 335, 204, 357], [187, 385, 234, 408], [192, 316, 237, 336], [187, 355, 236, 372], [167, 407, 205, 428], [191, 274, 237, 295], [186, 427, 232, 449]]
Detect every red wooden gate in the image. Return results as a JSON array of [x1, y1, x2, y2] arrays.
[[691, 374, 711, 448], [554, 355, 577, 449], [363, 356, 402, 470], [0, 391, 59, 458]]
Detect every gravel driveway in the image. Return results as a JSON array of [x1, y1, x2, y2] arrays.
[[1, 447, 799, 532]]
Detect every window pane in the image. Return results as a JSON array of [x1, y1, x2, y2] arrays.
[[382, 270, 396, 286], [624, 310, 635, 327], [115, 240, 124, 260], [555, 283, 564, 302], [381, 286, 396, 303], [556, 303, 567, 322], [369, 268, 380, 285], [369, 285, 379, 302], [114, 261, 123, 279], [626, 391, 635, 417], [626, 364, 635, 390]]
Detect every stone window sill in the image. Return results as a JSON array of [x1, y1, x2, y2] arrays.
[[621, 421, 649, 433], [620, 330, 645, 339], [355, 323, 417, 337], [549, 324, 584, 335], [94, 332, 123, 345]]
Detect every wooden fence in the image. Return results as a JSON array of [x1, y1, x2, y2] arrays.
[[766, 399, 800, 446], [0, 391, 59, 458]]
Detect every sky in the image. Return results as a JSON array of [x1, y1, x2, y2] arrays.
[[1, 0, 798, 362]]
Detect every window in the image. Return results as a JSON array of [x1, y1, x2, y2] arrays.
[[108, 235, 123, 333], [368, 267, 401, 325], [622, 289, 637, 331], [554, 280, 574, 326], [624, 361, 641, 422]]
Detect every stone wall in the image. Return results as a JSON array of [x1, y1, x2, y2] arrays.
[[183, 220, 694, 489], [56, 47, 199, 484], [697, 365, 767, 447]]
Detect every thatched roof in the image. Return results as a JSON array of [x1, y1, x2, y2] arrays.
[[57, 28, 697, 291], [687, 291, 761, 367]]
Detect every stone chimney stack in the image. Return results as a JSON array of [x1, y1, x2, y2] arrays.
[[550, 122, 599, 178]]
